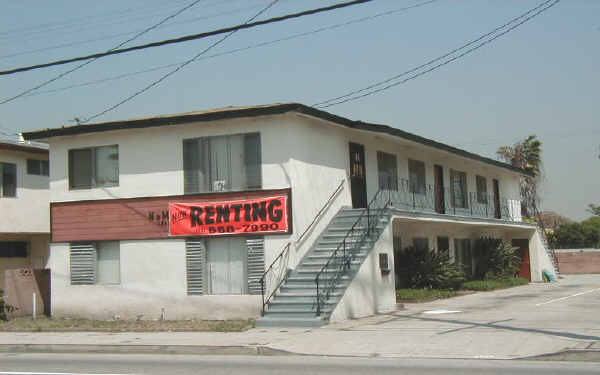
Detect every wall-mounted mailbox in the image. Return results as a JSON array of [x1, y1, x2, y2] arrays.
[[379, 253, 390, 275]]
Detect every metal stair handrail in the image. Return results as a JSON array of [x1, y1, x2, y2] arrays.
[[259, 179, 345, 316], [259, 242, 291, 316], [315, 189, 391, 316]]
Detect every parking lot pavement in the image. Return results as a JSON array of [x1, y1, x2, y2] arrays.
[[263, 274, 600, 359]]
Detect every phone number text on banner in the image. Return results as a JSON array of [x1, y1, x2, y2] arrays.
[[169, 195, 289, 236]]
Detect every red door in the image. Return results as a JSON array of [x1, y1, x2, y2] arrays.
[[512, 239, 531, 281]]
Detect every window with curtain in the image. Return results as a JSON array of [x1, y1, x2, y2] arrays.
[[476, 175, 488, 204], [408, 159, 426, 194], [377, 151, 398, 190], [69, 145, 119, 189], [450, 169, 468, 208], [0, 162, 16, 197], [183, 133, 261, 194]]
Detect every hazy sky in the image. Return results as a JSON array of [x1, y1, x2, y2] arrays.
[[1, 0, 598, 220]]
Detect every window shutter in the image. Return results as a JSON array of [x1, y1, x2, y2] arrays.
[[186, 239, 205, 295], [246, 237, 265, 295], [70, 243, 96, 285]]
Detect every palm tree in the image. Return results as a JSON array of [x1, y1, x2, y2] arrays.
[[497, 135, 542, 218]]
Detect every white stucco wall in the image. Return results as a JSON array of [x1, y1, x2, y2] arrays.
[[528, 230, 556, 282], [329, 221, 397, 322], [0, 148, 50, 233], [49, 240, 261, 320]]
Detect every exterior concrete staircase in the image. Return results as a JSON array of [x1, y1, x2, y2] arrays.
[[537, 226, 560, 275], [255, 207, 390, 328]]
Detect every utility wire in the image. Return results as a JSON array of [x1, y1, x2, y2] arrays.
[[83, 0, 281, 123], [12, 0, 439, 101], [0, 0, 374, 76], [0, 0, 205, 105], [314, 0, 559, 108], [0, 4, 265, 59]]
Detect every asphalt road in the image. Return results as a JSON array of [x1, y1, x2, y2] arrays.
[[0, 353, 599, 375]]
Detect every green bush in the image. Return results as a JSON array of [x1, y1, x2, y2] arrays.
[[473, 238, 521, 279], [462, 277, 528, 291], [0, 288, 16, 321], [396, 246, 465, 290]]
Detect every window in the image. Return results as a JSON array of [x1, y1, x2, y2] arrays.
[[413, 237, 429, 251], [70, 241, 120, 285], [0, 241, 27, 258], [183, 133, 261, 194], [69, 145, 119, 189], [0, 162, 16, 197], [185, 237, 264, 295], [408, 159, 426, 194], [450, 169, 468, 208], [377, 151, 398, 190], [476, 175, 488, 204], [27, 159, 49, 176], [454, 238, 472, 278]]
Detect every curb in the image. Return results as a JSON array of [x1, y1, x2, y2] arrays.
[[0, 344, 293, 356], [520, 349, 600, 362]]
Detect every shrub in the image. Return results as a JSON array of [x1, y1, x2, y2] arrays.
[[396, 246, 465, 290], [0, 288, 16, 321], [473, 238, 521, 279]]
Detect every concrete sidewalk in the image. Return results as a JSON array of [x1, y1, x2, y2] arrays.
[[1, 275, 599, 360]]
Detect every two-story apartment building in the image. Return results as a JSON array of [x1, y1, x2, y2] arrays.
[[0, 140, 50, 291], [22, 103, 556, 326]]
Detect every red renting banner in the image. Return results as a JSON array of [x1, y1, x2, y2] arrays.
[[169, 194, 290, 237]]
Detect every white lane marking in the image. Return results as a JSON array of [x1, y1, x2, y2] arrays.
[[422, 310, 462, 314], [535, 287, 600, 306], [0, 372, 132, 375]]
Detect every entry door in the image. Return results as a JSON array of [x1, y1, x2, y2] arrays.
[[493, 179, 501, 219], [512, 239, 531, 281], [434, 165, 445, 214], [207, 237, 246, 294], [349, 142, 367, 208]]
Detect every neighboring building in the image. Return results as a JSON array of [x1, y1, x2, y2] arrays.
[[0, 140, 50, 291], [22, 103, 557, 326]]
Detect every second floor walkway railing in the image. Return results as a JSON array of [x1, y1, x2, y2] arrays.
[[379, 176, 521, 221]]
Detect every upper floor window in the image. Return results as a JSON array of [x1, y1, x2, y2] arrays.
[[27, 159, 49, 176], [408, 159, 426, 194], [69, 145, 119, 189], [183, 133, 261, 194], [450, 169, 468, 208], [0, 162, 16, 197], [377, 151, 398, 190], [476, 175, 488, 204]]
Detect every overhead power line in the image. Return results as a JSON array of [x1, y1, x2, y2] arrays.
[[0, 4, 266, 59], [313, 0, 560, 108], [0, 0, 374, 77], [82, 0, 281, 122], [10, 0, 440, 102], [0, 0, 205, 105]]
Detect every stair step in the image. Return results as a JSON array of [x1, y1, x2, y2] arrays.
[[255, 316, 325, 328]]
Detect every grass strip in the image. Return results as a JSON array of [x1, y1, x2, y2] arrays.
[[0, 316, 254, 332], [461, 277, 529, 291]]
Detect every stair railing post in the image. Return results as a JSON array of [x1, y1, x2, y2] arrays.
[[316, 276, 321, 317], [260, 278, 265, 316]]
